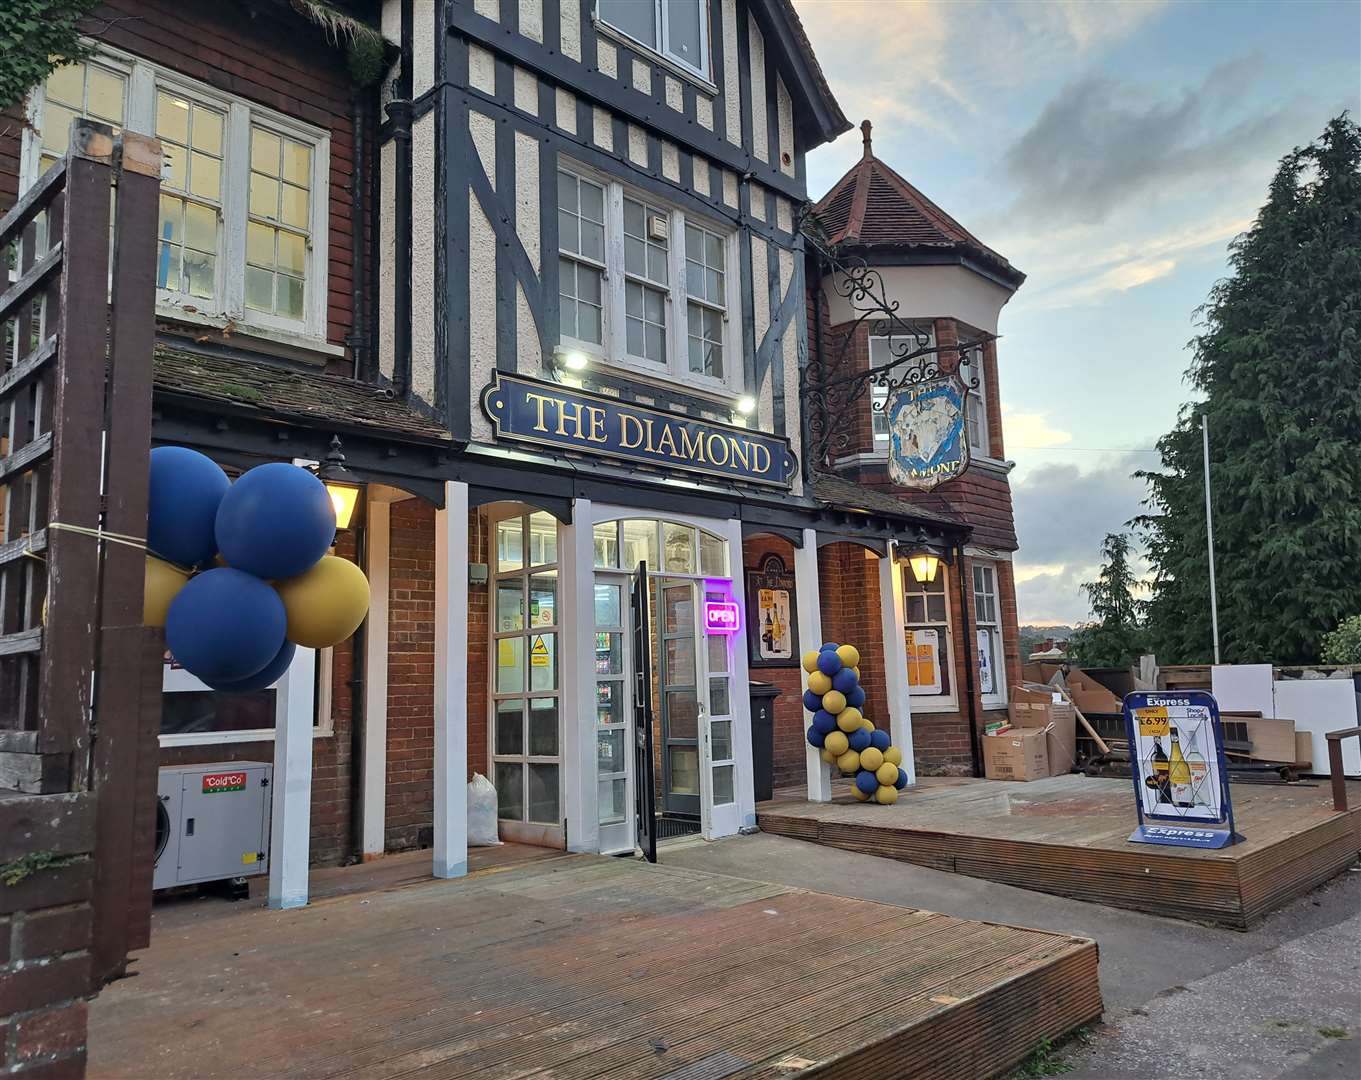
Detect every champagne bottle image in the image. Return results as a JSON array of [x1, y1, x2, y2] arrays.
[[1150, 736, 1171, 804], [1169, 728, 1194, 808], [1185, 730, 1209, 806]]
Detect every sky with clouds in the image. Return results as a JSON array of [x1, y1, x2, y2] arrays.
[[794, 0, 1361, 625]]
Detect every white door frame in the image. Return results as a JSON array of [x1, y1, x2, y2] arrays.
[[433, 480, 469, 879]]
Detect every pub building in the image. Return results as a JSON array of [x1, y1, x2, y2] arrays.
[[2, 0, 1002, 905]]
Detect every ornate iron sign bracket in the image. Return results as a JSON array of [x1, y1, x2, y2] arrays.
[[798, 206, 995, 481]]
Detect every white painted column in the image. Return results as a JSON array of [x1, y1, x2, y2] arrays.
[[794, 528, 831, 802], [433, 481, 469, 879], [361, 498, 390, 858], [719, 517, 758, 830], [561, 497, 599, 853], [268, 646, 317, 909], [879, 542, 917, 787]]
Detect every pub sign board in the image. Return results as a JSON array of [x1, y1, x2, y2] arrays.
[[886, 376, 969, 491], [482, 373, 796, 488], [1122, 690, 1238, 849]]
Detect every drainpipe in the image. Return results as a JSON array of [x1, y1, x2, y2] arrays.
[[954, 542, 983, 777]]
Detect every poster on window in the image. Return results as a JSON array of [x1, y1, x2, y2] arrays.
[[976, 629, 994, 695], [746, 556, 798, 667], [906, 629, 941, 694], [1123, 690, 1238, 848]]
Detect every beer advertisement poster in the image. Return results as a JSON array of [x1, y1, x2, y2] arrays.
[[1122, 690, 1238, 849]]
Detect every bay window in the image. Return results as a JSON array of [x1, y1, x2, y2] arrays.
[[557, 164, 739, 394], [23, 46, 330, 344], [597, 0, 711, 81]]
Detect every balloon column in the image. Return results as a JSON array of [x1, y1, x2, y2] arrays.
[[803, 643, 909, 804], [142, 447, 371, 692]]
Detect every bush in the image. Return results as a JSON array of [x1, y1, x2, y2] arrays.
[[1321, 615, 1361, 664]]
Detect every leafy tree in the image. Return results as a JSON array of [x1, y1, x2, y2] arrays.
[[1321, 615, 1361, 665], [1068, 533, 1150, 667], [1138, 114, 1361, 665], [0, 2, 101, 111]]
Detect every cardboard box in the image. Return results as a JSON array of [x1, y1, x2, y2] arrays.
[[1020, 664, 1123, 715], [983, 728, 1049, 782], [1009, 688, 1078, 776]]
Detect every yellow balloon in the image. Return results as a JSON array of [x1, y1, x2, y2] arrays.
[[820, 747, 837, 764], [835, 749, 861, 774], [859, 747, 884, 772], [875, 785, 899, 805], [824, 730, 849, 757], [822, 690, 847, 715], [838, 705, 862, 726], [883, 746, 903, 767], [807, 670, 832, 696], [860, 717, 874, 732], [144, 556, 190, 627], [853, 666, 861, 679], [275, 555, 371, 648], [876, 762, 900, 786], [836, 644, 860, 669], [836, 711, 861, 734], [853, 787, 872, 802], [802, 650, 821, 674]]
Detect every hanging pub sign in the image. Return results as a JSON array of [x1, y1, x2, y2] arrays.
[[746, 553, 798, 667], [1123, 690, 1239, 849], [886, 376, 970, 491], [482, 373, 796, 488]]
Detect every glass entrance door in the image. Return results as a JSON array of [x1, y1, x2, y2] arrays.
[[658, 580, 702, 818]]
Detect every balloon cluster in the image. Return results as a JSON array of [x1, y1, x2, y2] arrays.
[[803, 642, 909, 804], [143, 446, 371, 692]]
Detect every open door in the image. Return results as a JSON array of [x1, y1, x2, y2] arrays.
[[630, 562, 656, 863], [658, 580, 702, 819]]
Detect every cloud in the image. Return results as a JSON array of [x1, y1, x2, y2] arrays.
[[1001, 56, 1311, 227], [1011, 454, 1150, 623], [1001, 405, 1072, 450]]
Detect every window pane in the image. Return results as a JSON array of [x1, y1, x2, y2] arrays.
[[497, 517, 523, 571], [184, 202, 216, 253], [282, 139, 311, 185], [192, 105, 222, 154], [496, 580, 523, 632], [581, 220, 605, 262], [597, 727, 625, 773], [595, 582, 621, 627], [710, 678, 730, 719], [278, 274, 305, 318], [495, 700, 524, 756], [597, 679, 623, 726], [528, 511, 558, 565], [557, 170, 577, 212], [706, 230, 723, 269], [162, 143, 186, 191], [579, 301, 602, 343], [706, 633, 727, 675], [624, 197, 644, 238], [157, 92, 189, 144], [246, 222, 273, 267], [157, 244, 179, 292], [496, 637, 524, 693], [663, 522, 695, 574], [244, 266, 273, 311], [280, 184, 309, 228], [46, 64, 84, 107], [594, 631, 622, 676], [669, 748, 699, 795], [665, 690, 698, 736], [578, 264, 602, 304], [158, 195, 182, 244], [599, 777, 627, 825], [580, 179, 604, 222], [277, 231, 306, 275], [189, 152, 220, 200], [558, 210, 579, 255], [251, 127, 281, 173], [621, 520, 658, 572], [666, 0, 705, 70], [529, 571, 557, 628], [712, 763, 734, 805], [528, 763, 559, 824], [699, 531, 726, 577], [42, 104, 77, 155], [249, 173, 278, 217], [645, 322, 665, 363], [494, 762, 523, 820], [600, 0, 657, 46], [88, 66, 125, 123], [529, 698, 558, 756], [593, 522, 619, 569], [528, 632, 557, 692], [184, 251, 215, 299]]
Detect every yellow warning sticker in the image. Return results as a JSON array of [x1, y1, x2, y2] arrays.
[[241, 852, 257, 865]]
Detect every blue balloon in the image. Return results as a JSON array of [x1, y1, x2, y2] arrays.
[[832, 667, 859, 694], [166, 568, 287, 684], [215, 463, 335, 580], [802, 689, 822, 712], [855, 770, 879, 795], [812, 710, 837, 735], [147, 446, 230, 568], [895, 767, 909, 790], [820, 642, 839, 652], [846, 686, 867, 709], [816, 650, 843, 676], [205, 640, 296, 694], [848, 727, 871, 752], [870, 729, 891, 752], [806, 724, 826, 748]]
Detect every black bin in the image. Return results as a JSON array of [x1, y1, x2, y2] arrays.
[[749, 681, 781, 803]]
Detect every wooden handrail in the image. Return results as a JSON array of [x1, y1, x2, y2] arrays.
[[1326, 726, 1361, 811]]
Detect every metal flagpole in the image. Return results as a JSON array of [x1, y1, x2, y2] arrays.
[[1201, 414, 1221, 664]]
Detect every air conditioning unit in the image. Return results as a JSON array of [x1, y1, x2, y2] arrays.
[[154, 762, 272, 891]]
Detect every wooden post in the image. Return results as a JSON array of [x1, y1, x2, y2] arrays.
[[269, 647, 316, 909], [878, 542, 916, 787], [361, 497, 390, 857], [795, 529, 830, 802], [433, 480, 469, 878]]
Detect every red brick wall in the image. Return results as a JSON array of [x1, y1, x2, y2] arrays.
[[0, 0, 366, 359], [815, 543, 889, 735]]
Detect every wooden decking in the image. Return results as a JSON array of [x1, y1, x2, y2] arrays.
[[90, 853, 1101, 1079], [759, 775, 1361, 929]]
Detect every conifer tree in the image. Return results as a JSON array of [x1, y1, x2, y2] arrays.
[[1069, 533, 1150, 667], [1139, 114, 1361, 664]]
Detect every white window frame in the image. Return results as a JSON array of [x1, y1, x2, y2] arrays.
[[20, 43, 331, 347], [595, 0, 712, 83], [902, 563, 958, 713], [971, 560, 1007, 708], [965, 351, 989, 458], [558, 160, 742, 398]]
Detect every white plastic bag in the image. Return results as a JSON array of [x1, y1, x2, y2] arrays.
[[467, 772, 502, 847]]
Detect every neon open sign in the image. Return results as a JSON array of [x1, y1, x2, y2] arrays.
[[704, 601, 741, 634]]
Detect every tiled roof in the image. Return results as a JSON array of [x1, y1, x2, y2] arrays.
[[812, 121, 1024, 288], [810, 473, 966, 533], [153, 344, 452, 442]]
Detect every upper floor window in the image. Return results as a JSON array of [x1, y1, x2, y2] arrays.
[[870, 329, 990, 457], [23, 47, 330, 345], [965, 349, 989, 457], [597, 0, 711, 81], [557, 165, 738, 394]]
